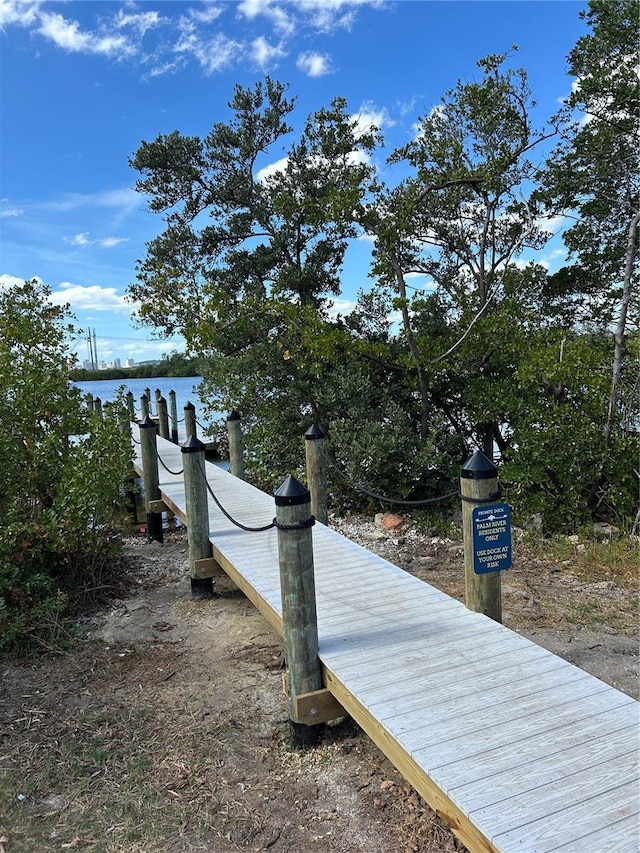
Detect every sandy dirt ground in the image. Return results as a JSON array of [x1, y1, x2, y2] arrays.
[[1, 516, 638, 853]]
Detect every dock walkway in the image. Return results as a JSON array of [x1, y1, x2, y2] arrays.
[[132, 429, 640, 853]]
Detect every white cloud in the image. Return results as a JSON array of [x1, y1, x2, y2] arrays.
[[256, 156, 289, 183], [126, 339, 177, 359], [114, 8, 165, 37], [188, 4, 224, 25], [292, 0, 357, 32], [397, 96, 418, 117], [352, 101, 393, 138], [238, 0, 295, 36], [0, 199, 22, 217], [251, 35, 286, 68], [42, 187, 140, 214], [52, 282, 132, 313], [38, 11, 136, 57], [100, 236, 129, 248], [1, 0, 386, 77], [174, 19, 241, 74], [0, 272, 41, 290], [296, 50, 331, 77], [64, 232, 129, 248], [536, 213, 570, 235], [65, 232, 92, 247], [326, 296, 357, 319], [0, 0, 40, 28]]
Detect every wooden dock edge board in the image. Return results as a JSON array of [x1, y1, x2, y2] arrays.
[[322, 666, 499, 853]]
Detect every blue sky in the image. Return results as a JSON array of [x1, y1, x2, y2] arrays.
[[0, 0, 586, 366]]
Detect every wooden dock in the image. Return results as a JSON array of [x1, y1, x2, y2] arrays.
[[132, 429, 640, 853]]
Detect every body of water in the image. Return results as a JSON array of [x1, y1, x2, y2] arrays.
[[76, 375, 228, 460], [74, 375, 208, 420]]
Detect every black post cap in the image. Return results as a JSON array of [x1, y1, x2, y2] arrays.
[[461, 450, 498, 479], [275, 475, 310, 506], [184, 401, 195, 411], [227, 409, 241, 421], [138, 415, 157, 429], [181, 434, 205, 454], [305, 424, 325, 440]]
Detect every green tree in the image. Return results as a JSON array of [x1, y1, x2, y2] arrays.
[[129, 61, 637, 529], [367, 51, 556, 455], [129, 79, 408, 488], [0, 280, 131, 652], [539, 0, 639, 509]]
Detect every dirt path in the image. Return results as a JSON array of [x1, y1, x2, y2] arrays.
[[1, 519, 638, 853]]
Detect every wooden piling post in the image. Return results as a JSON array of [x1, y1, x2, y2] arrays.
[[181, 435, 217, 597], [460, 450, 502, 622], [226, 410, 245, 480], [304, 424, 328, 526], [275, 475, 323, 747], [138, 416, 164, 543], [184, 402, 197, 439], [140, 394, 150, 421], [126, 391, 135, 422], [168, 390, 179, 443], [157, 395, 170, 440], [94, 397, 103, 419]]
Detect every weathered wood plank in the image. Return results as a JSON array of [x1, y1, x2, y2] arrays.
[[491, 778, 639, 852], [550, 814, 640, 853], [448, 724, 637, 811], [406, 689, 634, 765], [360, 644, 568, 706], [372, 663, 593, 730], [441, 708, 638, 797]]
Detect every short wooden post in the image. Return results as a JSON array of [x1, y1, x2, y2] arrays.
[[94, 397, 103, 419], [304, 424, 328, 526], [226, 410, 245, 480], [168, 390, 179, 443], [139, 416, 163, 543], [460, 450, 502, 622], [145, 387, 152, 412], [157, 395, 170, 440], [184, 402, 197, 439], [140, 394, 150, 420], [275, 475, 322, 747], [181, 435, 216, 597], [126, 391, 135, 422]]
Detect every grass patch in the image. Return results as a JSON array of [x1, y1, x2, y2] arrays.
[[546, 536, 638, 585], [0, 646, 234, 853]]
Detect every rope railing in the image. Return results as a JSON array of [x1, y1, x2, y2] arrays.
[[321, 445, 460, 507], [155, 449, 183, 477], [195, 457, 313, 533]]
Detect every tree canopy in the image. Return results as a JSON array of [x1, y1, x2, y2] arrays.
[[128, 3, 638, 532]]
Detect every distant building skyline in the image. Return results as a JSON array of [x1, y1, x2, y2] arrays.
[[81, 356, 135, 370]]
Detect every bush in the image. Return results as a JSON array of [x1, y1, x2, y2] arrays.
[[0, 280, 132, 653]]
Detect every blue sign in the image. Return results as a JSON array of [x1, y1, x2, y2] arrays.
[[472, 504, 512, 575]]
